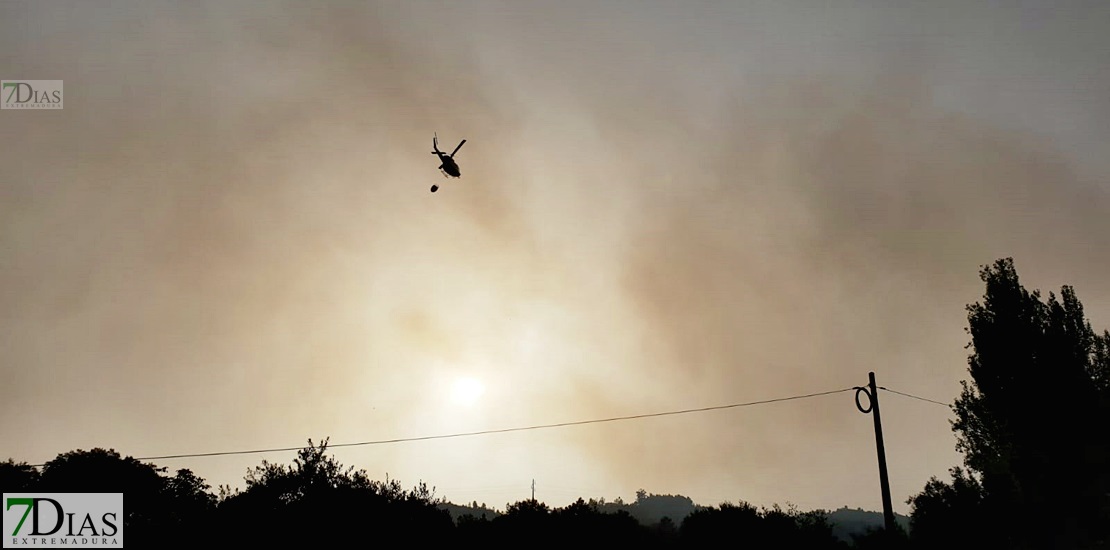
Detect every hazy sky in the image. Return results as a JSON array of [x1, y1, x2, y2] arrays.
[[3, 1, 1109, 515]]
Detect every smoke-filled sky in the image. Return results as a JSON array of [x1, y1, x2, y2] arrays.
[[3, 1, 1109, 514]]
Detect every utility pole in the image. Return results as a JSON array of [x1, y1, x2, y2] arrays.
[[855, 371, 895, 532], [531, 479, 535, 501]]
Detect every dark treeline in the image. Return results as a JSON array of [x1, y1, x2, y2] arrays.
[[2, 442, 851, 548], [4, 258, 1108, 548]]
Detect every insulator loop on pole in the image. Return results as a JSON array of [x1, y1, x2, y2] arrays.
[[855, 386, 873, 414]]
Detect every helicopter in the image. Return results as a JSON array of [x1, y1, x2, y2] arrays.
[[429, 133, 466, 193]]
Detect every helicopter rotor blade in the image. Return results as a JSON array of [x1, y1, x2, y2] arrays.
[[450, 139, 466, 157]]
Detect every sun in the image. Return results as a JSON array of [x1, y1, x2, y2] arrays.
[[450, 377, 486, 407]]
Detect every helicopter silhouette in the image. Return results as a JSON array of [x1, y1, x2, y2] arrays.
[[430, 133, 466, 193]]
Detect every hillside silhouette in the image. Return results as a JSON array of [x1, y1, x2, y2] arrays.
[[825, 506, 910, 544]]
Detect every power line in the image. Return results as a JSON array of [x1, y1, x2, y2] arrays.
[[30, 387, 855, 467], [879, 386, 950, 407]]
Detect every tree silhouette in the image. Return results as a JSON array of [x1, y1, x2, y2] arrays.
[[30, 448, 213, 545], [553, 498, 645, 545], [491, 498, 553, 542], [906, 466, 990, 548], [909, 258, 1110, 549], [215, 438, 453, 544], [850, 524, 910, 550], [454, 511, 495, 545], [0, 459, 40, 491], [162, 468, 216, 532], [680, 501, 845, 548]]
